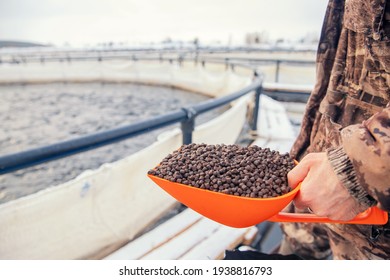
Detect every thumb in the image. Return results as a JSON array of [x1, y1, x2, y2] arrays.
[[287, 160, 310, 189]]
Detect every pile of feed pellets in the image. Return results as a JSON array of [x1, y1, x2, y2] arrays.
[[148, 143, 295, 198]]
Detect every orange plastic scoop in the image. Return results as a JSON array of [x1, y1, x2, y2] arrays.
[[148, 174, 388, 228]]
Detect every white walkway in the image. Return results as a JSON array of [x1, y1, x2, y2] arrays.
[[252, 95, 299, 154]]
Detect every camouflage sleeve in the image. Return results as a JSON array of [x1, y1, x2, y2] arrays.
[[327, 106, 390, 211]]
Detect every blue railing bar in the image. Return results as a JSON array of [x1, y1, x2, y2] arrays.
[[264, 88, 311, 95], [0, 110, 187, 175]]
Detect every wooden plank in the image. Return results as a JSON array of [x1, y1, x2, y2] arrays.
[[179, 226, 254, 260], [257, 95, 296, 140], [104, 208, 202, 260], [242, 226, 259, 246], [253, 95, 296, 153], [140, 217, 222, 260], [107, 209, 257, 260]]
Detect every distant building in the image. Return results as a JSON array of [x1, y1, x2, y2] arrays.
[[245, 31, 270, 45]]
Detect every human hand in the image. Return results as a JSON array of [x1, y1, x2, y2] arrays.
[[288, 152, 367, 221]]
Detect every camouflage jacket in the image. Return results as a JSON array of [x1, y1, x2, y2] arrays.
[[291, 0, 390, 212], [281, 0, 390, 259]]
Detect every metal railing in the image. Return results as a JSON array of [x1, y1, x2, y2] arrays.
[[0, 46, 317, 62], [0, 58, 263, 175], [0, 49, 315, 83]]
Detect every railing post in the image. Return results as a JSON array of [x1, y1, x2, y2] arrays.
[[251, 74, 263, 133], [275, 60, 281, 83], [181, 107, 197, 145], [178, 55, 183, 67]]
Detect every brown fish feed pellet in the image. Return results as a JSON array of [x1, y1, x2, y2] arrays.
[[148, 143, 295, 198]]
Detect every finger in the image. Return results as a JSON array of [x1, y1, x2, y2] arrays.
[[292, 179, 310, 209], [287, 159, 311, 189]]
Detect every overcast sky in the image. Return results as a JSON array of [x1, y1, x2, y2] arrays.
[[0, 0, 329, 47]]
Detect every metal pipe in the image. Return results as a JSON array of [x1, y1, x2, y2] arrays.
[[0, 110, 187, 175], [251, 79, 263, 132], [181, 107, 197, 145], [1, 53, 315, 67], [275, 60, 281, 83]]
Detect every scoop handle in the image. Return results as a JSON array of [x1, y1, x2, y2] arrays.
[[267, 206, 388, 225]]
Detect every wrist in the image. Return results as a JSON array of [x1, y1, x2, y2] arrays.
[[326, 146, 377, 208]]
